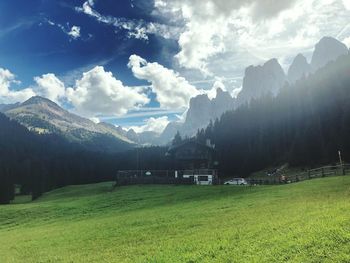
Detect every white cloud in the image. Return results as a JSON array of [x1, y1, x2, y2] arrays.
[[89, 117, 100, 124], [34, 73, 66, 103], [206, 80, 226, 100], [66, 66, 149, 116], [155, 0, 350, 78], [232, 86, 243, 98], [47, 20, 81, 40], [99, 108, 183, 120], [343, 0, 350, 9], [129, 116, 170, 134], [128, 54, 200, 109], [343, 36, 350, 47], [76, 1, 179, 40], [0, 68, 35, 104], [68, 26, 81, 39]]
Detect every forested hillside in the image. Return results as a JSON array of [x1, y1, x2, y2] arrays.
[[198, 54, 350, 176], [2, 96, 133, 152], [0, 113, 114, 203], [2, 53, 350, 203], [0, 113, 170, 203]]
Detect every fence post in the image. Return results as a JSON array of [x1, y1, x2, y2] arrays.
[[308, 170, 311, 179], [322, 168, 325, 177], [342, 166, 346, 176]]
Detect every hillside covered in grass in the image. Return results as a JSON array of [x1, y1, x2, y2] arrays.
[[1, 176, 350, 262]]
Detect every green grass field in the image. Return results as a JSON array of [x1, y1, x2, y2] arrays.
[[1, 176, 350, 263]]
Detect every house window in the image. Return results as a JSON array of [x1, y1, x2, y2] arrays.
[[198, 176, 208, 181]]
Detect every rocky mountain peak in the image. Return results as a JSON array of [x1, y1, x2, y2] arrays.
[[212, 88, 235, 117], [237, 58, 286, 104], [288, 53, 312, 84], [214, 88, 231, 100], [311, 36, 348, 71], [4, 96, 132, 148], [21, 96, 60, 109]]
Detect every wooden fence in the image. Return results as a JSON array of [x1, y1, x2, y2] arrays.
[[247, 164, 350, 185]]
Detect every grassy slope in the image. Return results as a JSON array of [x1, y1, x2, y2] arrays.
[[1, 177, 350, 263]]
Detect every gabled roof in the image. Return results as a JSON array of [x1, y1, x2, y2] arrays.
[[166, 140, 215, 155]]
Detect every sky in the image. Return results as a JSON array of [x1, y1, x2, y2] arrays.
[[0, 0, 349, 133]]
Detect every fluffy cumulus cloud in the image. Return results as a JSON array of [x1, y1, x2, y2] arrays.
[[128, 55, 200, 109], [66, 66, 149, 116], [155, 0, 350, 77], [0, 68, 35, 103], [129, 116, 170, 134], [34, 73, 66, 103]]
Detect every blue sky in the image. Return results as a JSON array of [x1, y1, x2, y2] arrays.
[[0, 0, 349, 132], [0, 0, 176, 87], [0, 0, 182, 130]]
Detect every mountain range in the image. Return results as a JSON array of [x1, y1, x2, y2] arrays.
[[1, 36, 348, 149], [154, 36, 349, 145]]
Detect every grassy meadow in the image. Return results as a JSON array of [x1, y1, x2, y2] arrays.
[[1, 176, 350, 262]]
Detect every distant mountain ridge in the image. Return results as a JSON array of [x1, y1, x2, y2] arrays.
[[0, 102, 20, 112], [154, 36, 349, 145], [1, 37, 348, 148], [3, 96, 133, 152]]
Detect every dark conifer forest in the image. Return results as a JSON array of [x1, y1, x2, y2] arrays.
[[0, 114, 170, 203], [197, 54, 350, 176], [1, 53, 350, 203]]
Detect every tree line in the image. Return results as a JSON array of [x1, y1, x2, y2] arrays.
[[1, 53, 350, 204], [0, 114, 171, 204], [196, 54, 350, 176]]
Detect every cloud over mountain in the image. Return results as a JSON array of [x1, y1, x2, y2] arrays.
[[66, 66, 149, 116], [128, 54, 199, 109], [34, 73, 66, 104], [129, 116, 170, 134], [0, 68, 35, 104], [155, 0, 350, 80]]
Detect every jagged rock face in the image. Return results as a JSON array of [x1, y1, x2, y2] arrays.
[[150, 37, 349, 146], [159, 121, 183, 144], [311, 37, 348, 71], [238, 58, 286, 104], [114, 126, 127, 137], [175, 89, 235, 139], [211, 88, 235, 118], [183, 94, 212, 134], [288, 54, 312, 84], [155, 89, 236, 145]]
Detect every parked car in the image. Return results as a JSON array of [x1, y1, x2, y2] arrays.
[[224, 178, 248, 185]]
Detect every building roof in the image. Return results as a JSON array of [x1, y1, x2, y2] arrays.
[[166, 140, 215, 156]]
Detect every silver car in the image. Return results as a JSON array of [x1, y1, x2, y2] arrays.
[[224, 178, 248, 185]]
